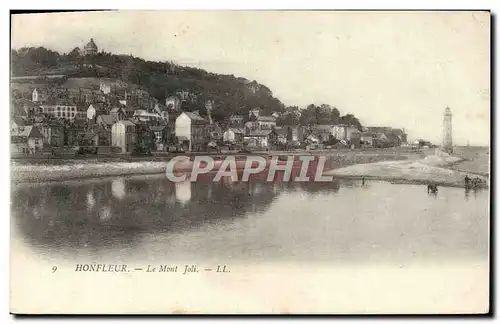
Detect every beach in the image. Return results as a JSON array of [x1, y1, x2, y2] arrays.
[[324, 148, 489, 188], [10, 147, 488, 188]]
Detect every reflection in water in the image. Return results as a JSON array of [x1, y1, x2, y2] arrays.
[[86, 190, 95, 210], [111, 178, 126, 200], [100, 206, 112, 221], [175, 180, 192, 205], [11, 173, 488, 264]]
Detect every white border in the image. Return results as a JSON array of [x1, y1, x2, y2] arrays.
[[2, 1, 497, 322]]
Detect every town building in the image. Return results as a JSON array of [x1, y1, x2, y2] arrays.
[[228, 115, 244, 126], [150, 124, 173, 151], [274, 127, 288, 145], [331, 124, 360, 141], [360, 132, 377, 148], [223, 128, 244, 144], [112, 120, 137, 153], [132, 109, 162, 123], [367, 126, 408, 147], [39, 121, 65, 147], [87, 103, 107, 121], [243, 128, 278, 149], [66, 119, 87, 146], [99, 83, 111, 94], [165, 96, 181, 111], [282, 125, 305, 144], [11, 125, 44, 154], [40, 103, 86, 121], [175, 112, 209, 152], [310, 125, 334, 143]]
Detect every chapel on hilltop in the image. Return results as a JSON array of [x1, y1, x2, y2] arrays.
[[83, 38, 98, 55]]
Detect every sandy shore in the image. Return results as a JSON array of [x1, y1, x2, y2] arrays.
[[11, 148, 487, 188], [324, 151, 489, 188], [11, 161, 171, 183]]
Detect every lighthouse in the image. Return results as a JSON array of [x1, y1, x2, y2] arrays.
[[442, 107, 453, 154]]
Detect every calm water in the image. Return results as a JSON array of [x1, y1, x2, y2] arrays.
[[11, 174, 489, 265]]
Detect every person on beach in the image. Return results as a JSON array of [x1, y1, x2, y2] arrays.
[[427, 184, 438, 194], [464, 175, 470, 188], [361, 175, 365, 186]]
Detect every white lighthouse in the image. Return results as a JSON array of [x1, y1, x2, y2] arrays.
[[442, 107, 453, 154]]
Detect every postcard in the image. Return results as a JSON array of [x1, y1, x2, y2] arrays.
[[10, 10, 490, 314]]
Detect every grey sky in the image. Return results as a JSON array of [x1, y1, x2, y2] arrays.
[[11, 11, 490, 146]]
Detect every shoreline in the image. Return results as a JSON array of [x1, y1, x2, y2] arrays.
[[324, 153, 489, 189], [10, 149, 489, 189]]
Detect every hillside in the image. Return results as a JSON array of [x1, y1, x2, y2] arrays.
[[11, 46, 364, 128], [10, 47, 286, 121]]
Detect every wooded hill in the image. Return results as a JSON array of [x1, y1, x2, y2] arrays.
[[11, 46, 363, 128]]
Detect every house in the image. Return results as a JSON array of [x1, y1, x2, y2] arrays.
[[132, 109, 162, 123], [165, 96, 181, 111], [96, 114, 119, 130], [228, 115, 244, 126], [11, 117, 27, 135], [367, 126, 408, 147], [31, 88, 49, 103], [122, 104, 140, 118], [375, 133, 390, 148], [243, 128, 278, 149], [150, 124, 173, 151], [244, 115, 277, 133], [274, 127, 288, 144], [175, 112, 209, 152], [110, 107, 126, 121], [153, 103, 169, 122], [283, 125, 305, 144], [11, 98, 41, 118], [249, 108, 261, 118], [360, 132, 377, 148], [39, 120, 65, 147], [223, 128, 244, 144], [66, 119, 87, 146], [99, 83, 111, 94], [80, 128, 110, 147], [112, 120, 137, 153], [205, 124, 223, 142], [256, 116, 276, 130], [87, 103, 107, 121], [11, 125, 44, 154], [311, 125, 333, 143], [331, 124, 360, 141]]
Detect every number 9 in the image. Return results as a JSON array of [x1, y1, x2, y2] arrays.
[[52, 266, 57, 273]]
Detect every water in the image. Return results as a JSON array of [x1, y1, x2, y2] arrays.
[[11, 174, 489, 265]]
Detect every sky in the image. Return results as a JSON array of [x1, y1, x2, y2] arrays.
[[11, 11, 490, 146]]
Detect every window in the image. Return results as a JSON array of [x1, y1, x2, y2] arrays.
[[35, 139, 39, 144]]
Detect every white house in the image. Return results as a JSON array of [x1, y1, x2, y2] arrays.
[[99, 83, 111, 94], [87, 103, 106, 120], [332, 124, 359, 141], [32, 88, 39, 102], [223, 128, 244, 144], [175, 112, 208, 152], [111, 120, 137, 153]]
